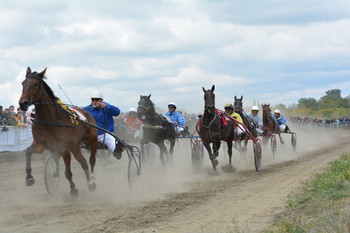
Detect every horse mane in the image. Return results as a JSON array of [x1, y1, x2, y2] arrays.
[[148, 98, 155, 108], [42, 78, 58, 101], [31, 71, 58, 101]]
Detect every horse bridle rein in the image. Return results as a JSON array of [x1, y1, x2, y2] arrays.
[[24, 73, 75, 128]]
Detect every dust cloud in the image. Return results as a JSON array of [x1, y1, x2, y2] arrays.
[[0, 126, 348, 232]]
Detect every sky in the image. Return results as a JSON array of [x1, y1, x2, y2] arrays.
[[1, 0, 350, 114]]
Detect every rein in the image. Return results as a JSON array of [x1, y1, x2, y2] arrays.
[[32, 119, 75, 128], [201, 109, 219, 129], [24, 73, 76, 128]]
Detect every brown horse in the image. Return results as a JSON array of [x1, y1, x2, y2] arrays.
[[261, 104, 284, 145], [197, 85, 235, 170], [19, 67, 98, 195]]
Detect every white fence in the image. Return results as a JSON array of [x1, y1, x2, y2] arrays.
[[0, 126, 33, 152]]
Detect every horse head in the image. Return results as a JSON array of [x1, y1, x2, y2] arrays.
[[202, 85, 215, 114], [19, 67, 48, 111], [137, 94, 154, 119], [233, 95, 243, 112], [262, 104, 271, 117]]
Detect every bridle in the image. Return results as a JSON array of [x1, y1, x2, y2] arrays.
[[233, 101, 243, 112], [201, 91, 218, 128], [23, 73, 44, 106], [137, 97, 156, 117], [23, 73, 74, 128]]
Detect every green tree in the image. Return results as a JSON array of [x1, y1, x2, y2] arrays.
[[345, 95, 350, 108], [297, 97, 318, 110], [319, 89, 347, 108]]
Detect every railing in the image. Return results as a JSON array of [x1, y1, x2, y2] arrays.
[[0, 125, 33, 152]]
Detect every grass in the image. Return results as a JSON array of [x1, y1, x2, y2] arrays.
[[264, 153, 350, 233]]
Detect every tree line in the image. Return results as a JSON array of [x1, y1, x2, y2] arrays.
[[273, 89, 350, 119]]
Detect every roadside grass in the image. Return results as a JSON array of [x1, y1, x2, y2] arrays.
[[264, 153, 350, 233]]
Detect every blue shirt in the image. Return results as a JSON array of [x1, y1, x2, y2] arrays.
[[84, 102, 121, 135], [274, 115, 286, 125], [163, 111, 186, 127]]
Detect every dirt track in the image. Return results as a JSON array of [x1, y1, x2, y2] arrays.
[[1, 127, 350, 233]]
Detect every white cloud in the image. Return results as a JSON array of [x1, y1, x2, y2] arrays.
[[1, 0, 350, 114]]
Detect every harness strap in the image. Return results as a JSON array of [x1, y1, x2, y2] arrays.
[[56, 99, 79, 125], [215, 109, 228, 126], [143, 124, 164, 130], [32, 119, 75, 128]]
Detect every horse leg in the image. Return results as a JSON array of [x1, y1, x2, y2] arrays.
[[157, 142, 168, 165], [210, 132, 221, 158], [24, 143, 46, 186], [168, 139, 175, 164], [278, 133, 285, 144], [62, 151, 78, 195], [24, 145, 35, 186], [72, 146, 96, 192], [87, 137, 97, 190], [243, 140, 248, 151], [227, 140, 233, 166], [203, 142, 218, 170]]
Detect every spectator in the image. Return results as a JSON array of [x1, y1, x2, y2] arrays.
[[3, 108, 9, 120], [16, 112, 25, 126], [7, 105, 15, 117], [26, 108, 35, 125], [5, 112, 17, 126], [0, 105, 4, 119]]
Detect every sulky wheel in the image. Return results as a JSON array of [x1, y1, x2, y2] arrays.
[[291, 133, 297, 152], [44, 152, 60, 196], [128, 146, 142, 189], [253, 140, 262, 172], [191, 142, 204, 172], [271, 135, 277, 159]]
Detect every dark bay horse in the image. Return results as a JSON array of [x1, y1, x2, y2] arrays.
[[233, 95, 257, 151], [197, 85, 235, 170], [19, 67, 98, 195], [262, 104, 284, 145], [137, 94, 176, 164]]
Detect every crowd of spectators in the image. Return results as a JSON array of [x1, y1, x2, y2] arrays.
[[287, 116, 350, 128], [2, 103, 349, 131], [0, 105, 35, 127]]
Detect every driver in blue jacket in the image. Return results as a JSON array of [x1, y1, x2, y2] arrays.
[[163, 102, 186, 136], [273, 109, 290, 133], [84, 91, 124, 159]]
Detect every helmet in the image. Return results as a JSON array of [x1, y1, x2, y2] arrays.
[[91, 90, 103, 99], [224, 103, 233, 110], [251, 106, 259, 111], [274, 109, 281, 114], [128, 108, 136, 112], [168, 102, 177, 109]]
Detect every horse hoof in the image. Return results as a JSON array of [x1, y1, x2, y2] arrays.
[[25, 177, 35, 186], [221, 165, 236, 173], [88, 183, 96, 192], [212, 159, 218, 166], [70, 189, 79, 196]]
